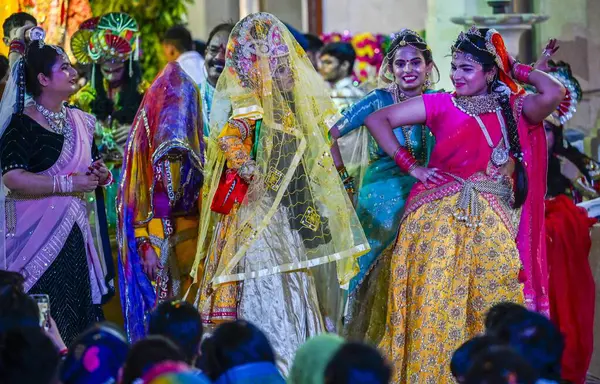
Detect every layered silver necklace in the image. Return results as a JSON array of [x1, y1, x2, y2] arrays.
[[35, 102, 70, 139]]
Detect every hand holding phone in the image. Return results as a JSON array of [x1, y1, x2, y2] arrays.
[[30, 294, 50, 331]]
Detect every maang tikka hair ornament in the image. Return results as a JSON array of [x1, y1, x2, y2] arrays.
[[228, 14, 291, 92]]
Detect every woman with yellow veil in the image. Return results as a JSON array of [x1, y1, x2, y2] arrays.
[[191, 13, 368, 375]]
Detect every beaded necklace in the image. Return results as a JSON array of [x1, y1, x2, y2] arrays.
[[389, 83, 428, 164], [35, 102, 72, 142], [451, 94, 501, 116], [452, 94, 510, 167]]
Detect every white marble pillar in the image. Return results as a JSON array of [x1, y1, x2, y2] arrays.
[[186, 0, 239, 40], [322, 0, 427, 35], [425, 0, 476, 91], [263, 0, 303, 30], [239, 0, 260, 19]]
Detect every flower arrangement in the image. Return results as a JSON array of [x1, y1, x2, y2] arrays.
[[321, 31, 391, 84]]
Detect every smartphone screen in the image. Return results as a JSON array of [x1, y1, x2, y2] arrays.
[[30, 294, 50, 331]]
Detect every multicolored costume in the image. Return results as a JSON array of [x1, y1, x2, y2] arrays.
[[336, 29, 437, 344], [337, 89, 436, 344], [375, 29, 547, 383], [191, 13, 368, 375], [70, 13, 145, 232], [117, 62, 204, 341]]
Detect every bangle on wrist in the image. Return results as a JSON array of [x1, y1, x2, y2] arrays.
[[393, 146, 418, 173], [9, 40, 25, 56], [343, 178, 355, 194], [407, 162, 418, 174], [512, 63, 533, 84], [57, 175, 73, 193], [136, 237, 151, 253], [99, 170, 113, 187]]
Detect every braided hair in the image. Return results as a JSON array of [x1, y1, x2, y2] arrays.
[[452, 28, 528, 208]]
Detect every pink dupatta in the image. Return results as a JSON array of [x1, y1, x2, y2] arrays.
[[6, 108, 108, 303], [513, 94, 549, 316], [485, 28, 549, 316]]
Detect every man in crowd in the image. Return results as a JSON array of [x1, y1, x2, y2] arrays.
[[200, 22, 234, 137], [3, 12, 37, 67], [304, 33, 324, 69], [162, 25, 205, 85], [318, 42, 364, 111]]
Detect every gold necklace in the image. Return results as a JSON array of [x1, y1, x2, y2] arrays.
[[389, 83, 409, 104], [452, 94, 501, 117], [401, 125, 427, 164], [387, 83, 427, 164]]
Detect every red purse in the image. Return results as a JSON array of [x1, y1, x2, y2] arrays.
[[210, 168, 249, 214]]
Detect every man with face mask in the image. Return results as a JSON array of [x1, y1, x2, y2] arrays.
[[318, 42, 364, 111], [200, 23, 234, 138], [70, 13, 147, 255]]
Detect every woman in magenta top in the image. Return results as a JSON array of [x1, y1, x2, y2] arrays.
[[363, 27, 565, 383]]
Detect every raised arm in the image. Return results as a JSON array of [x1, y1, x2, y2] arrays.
[[330, 91, 383, 139], [513, 40, 566, 124], [520, 69, 565, 124], [7, 25, 34, 67]]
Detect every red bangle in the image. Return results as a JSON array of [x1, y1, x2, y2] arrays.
[[59, 348, 68, 357], [137, 239, 151, 254], [512, 63, 533, 84], [99, 170, 113, 187], [393, 146, 418, 173], [9, 40, 25, 56]]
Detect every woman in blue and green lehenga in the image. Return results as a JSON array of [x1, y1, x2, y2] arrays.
[[329, 29, 439, 344]]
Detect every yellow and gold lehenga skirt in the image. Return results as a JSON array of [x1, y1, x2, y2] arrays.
[[379, 192, 524, 383]]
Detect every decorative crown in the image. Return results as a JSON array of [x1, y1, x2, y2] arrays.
[[237, 17, 290, 60], [70, 13, 139, 64]]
